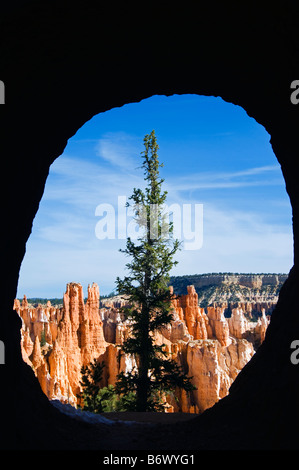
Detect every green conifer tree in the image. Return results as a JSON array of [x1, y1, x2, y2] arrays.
[[78, 359, 105, 413], [115, 130, 195, 412]]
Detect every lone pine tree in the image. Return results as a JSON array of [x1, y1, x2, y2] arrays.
[[115, 130, 195, 412]]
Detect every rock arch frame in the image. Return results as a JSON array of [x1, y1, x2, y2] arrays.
[[1, 0, 299, 450]]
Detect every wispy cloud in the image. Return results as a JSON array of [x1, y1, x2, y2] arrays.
[[171, 201, 293, 276], [44, 154, 143, 207], [19, 199, 293, 298], [95, 132, 141, 171], [165, 164, 283, 193]]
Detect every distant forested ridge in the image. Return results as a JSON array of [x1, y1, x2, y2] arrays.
[[19, 273, 288, 308], [168, 272, 288, 308], [19, 291, 116, 307], [18, 297, 64, 307]]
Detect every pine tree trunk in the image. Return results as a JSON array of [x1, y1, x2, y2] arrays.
[[136, 270, 150, 411], [130, 133, 156, 411], [136, 355, 149, 412]]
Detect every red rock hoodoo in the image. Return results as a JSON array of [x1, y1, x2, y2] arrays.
[[14, 283, 270, 413]]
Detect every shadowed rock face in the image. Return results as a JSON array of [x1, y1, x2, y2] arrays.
[[1, 0, 299, 450]]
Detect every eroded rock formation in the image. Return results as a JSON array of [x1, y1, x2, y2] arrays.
[[14, 282, 270, 413]]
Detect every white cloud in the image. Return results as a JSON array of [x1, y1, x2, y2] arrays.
[[164, 164, 284, 193], [46, 156, 140, 204], [18, 197, 293, 298], [171, 202, 293, 276]]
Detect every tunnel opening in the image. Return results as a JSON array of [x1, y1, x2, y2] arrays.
[[14, 93, 293, 421], [2, 1, 299, 451]]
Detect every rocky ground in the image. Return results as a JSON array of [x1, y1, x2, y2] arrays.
[[100, 411, 200, 423]]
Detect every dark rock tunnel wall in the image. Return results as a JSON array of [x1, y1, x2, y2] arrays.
[[1, 0, 299, 450]]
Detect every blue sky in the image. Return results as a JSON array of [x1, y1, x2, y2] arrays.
[[17, 94, 294, 298]]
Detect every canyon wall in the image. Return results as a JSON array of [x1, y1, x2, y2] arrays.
[[170, 274, 286, 314], [14, 282, 270, 413], [170, 273, 287, 291]]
